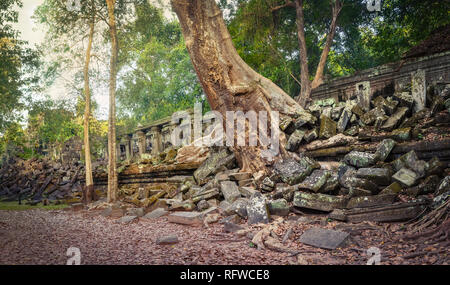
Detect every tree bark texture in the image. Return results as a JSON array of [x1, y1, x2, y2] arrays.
[[82, 14, 96, 204], [106, 0, 118, 203], [171, 0, 303, 174]]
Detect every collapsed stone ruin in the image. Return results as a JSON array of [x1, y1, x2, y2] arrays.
[[1, 34, 449, 230], [86, 69, 450, 227]]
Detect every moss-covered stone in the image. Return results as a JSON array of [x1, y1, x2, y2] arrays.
[[346, 194, 396, 209], [379, 182, 403, 195], [293, 192, 347, 212], [381, 107, 409, 131], [374, 139, 396, 162], [337, 107, 352, 133], [343, 151, 375, 168], [246, 192, 270, 225], [390, 127, 411, 141], [392, 168, 418, 187], [274, 159, 314, 185], [391, 150, 418, 172], [319, 115, 337, 139], [268, 198, 289, 216], [193, 147, 236, 185], [298, 170, 331, 192], [286, 129, 305, 151], [356, 168, 391, 186], [360, 107, 385, 125]]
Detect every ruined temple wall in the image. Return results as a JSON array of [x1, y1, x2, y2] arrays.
[[311, 51, 450, 102]]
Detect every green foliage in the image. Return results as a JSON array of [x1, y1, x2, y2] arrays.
[[227, 0, 449, 98], [0, 122, 31, 161], [116, 1, 205, 126], [27, 99, 82, 151], [0, 0, 39, 133], [2, 0, 449, 158], [227, 0, 374, 97], [360, 0, 450, 65]]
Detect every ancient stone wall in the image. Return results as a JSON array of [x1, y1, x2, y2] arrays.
[[116, 110, 196, 161], [310, 51, 450, 104]]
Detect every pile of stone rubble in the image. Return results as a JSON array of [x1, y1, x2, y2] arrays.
[[0, 156, 96, 205], [104, 81, 450, 226]]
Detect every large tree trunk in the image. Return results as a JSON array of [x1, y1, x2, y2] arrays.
[[106, 0, 118, 203], [82, 15, 96, 204], [294, 0, 311, 108], [171, 0, 302, 174]]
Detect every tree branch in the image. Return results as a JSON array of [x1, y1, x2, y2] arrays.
[[311, 0, 343, 89], [270, 0, 295, 12]]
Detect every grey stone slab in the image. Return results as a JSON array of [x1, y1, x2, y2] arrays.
[[346, 194, 397, 209], [286, 129, 305, 151], [356, 168, 391, 186], [156, 235, 179, 245], [168, 211, 203, 225], [298, 169, 331, 192], [246, 192, 270, 225], [299, 227, 349, 250], [142, 208, 168, 219], [220, 181, 241, 203], [118, 215, 138, 224], [229, 172, 252, 181], [239, 186, 257, 198], [411, 69, 426, 112], [268, 198, 289, 216], [230, 198, 249, 218], [293, 192, 348, 212], [223, 222, 245, 233], [374, 139, 396, 162], [343, 151, 375, 168], [127, 207, 145, 217], [392, 168, 418, 187]]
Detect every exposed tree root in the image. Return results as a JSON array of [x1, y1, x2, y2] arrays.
[[407, 200, 449, 236], [399, 200, 450, 261]]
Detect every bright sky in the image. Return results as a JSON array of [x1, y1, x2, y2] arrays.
[[13, 0, 45, 47], [13, 0, 175, 120]]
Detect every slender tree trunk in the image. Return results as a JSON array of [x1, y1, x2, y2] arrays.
[[82, 15, 96, 204], [106, 0, 118, 203], [171, 0, 302, 175], [311, 0, 342, 89], [294, 0, 311, 108]]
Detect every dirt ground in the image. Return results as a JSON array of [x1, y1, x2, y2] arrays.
[[0, 208, 448, 265]]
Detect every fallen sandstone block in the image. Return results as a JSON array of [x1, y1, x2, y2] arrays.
[[329, 201, 427, 223], [268, 198, 289, 216], [142, 208, 168, 219], [356, 168, 391, 186], [346, 194, 397, 209], [168, 211, 203, 225], [293, 192, 348, 212], [343, 151, 376, 168], [392, 168, 418, 187], [274, 159, 314, 185], [379, 182, 403, 195], [299, 227, 349, 250], [298, 169, 330, 192], [220, 181, 241, 203], [229, 198, 249, 218], [374, 139, 396, 162], [229, 172, 252, 181], [246, 192, 270, 225], [118, 215, 138, 224], [156, 235, 179, 245]]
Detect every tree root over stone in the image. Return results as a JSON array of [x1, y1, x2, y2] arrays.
[[399, 200, 450, 261]]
